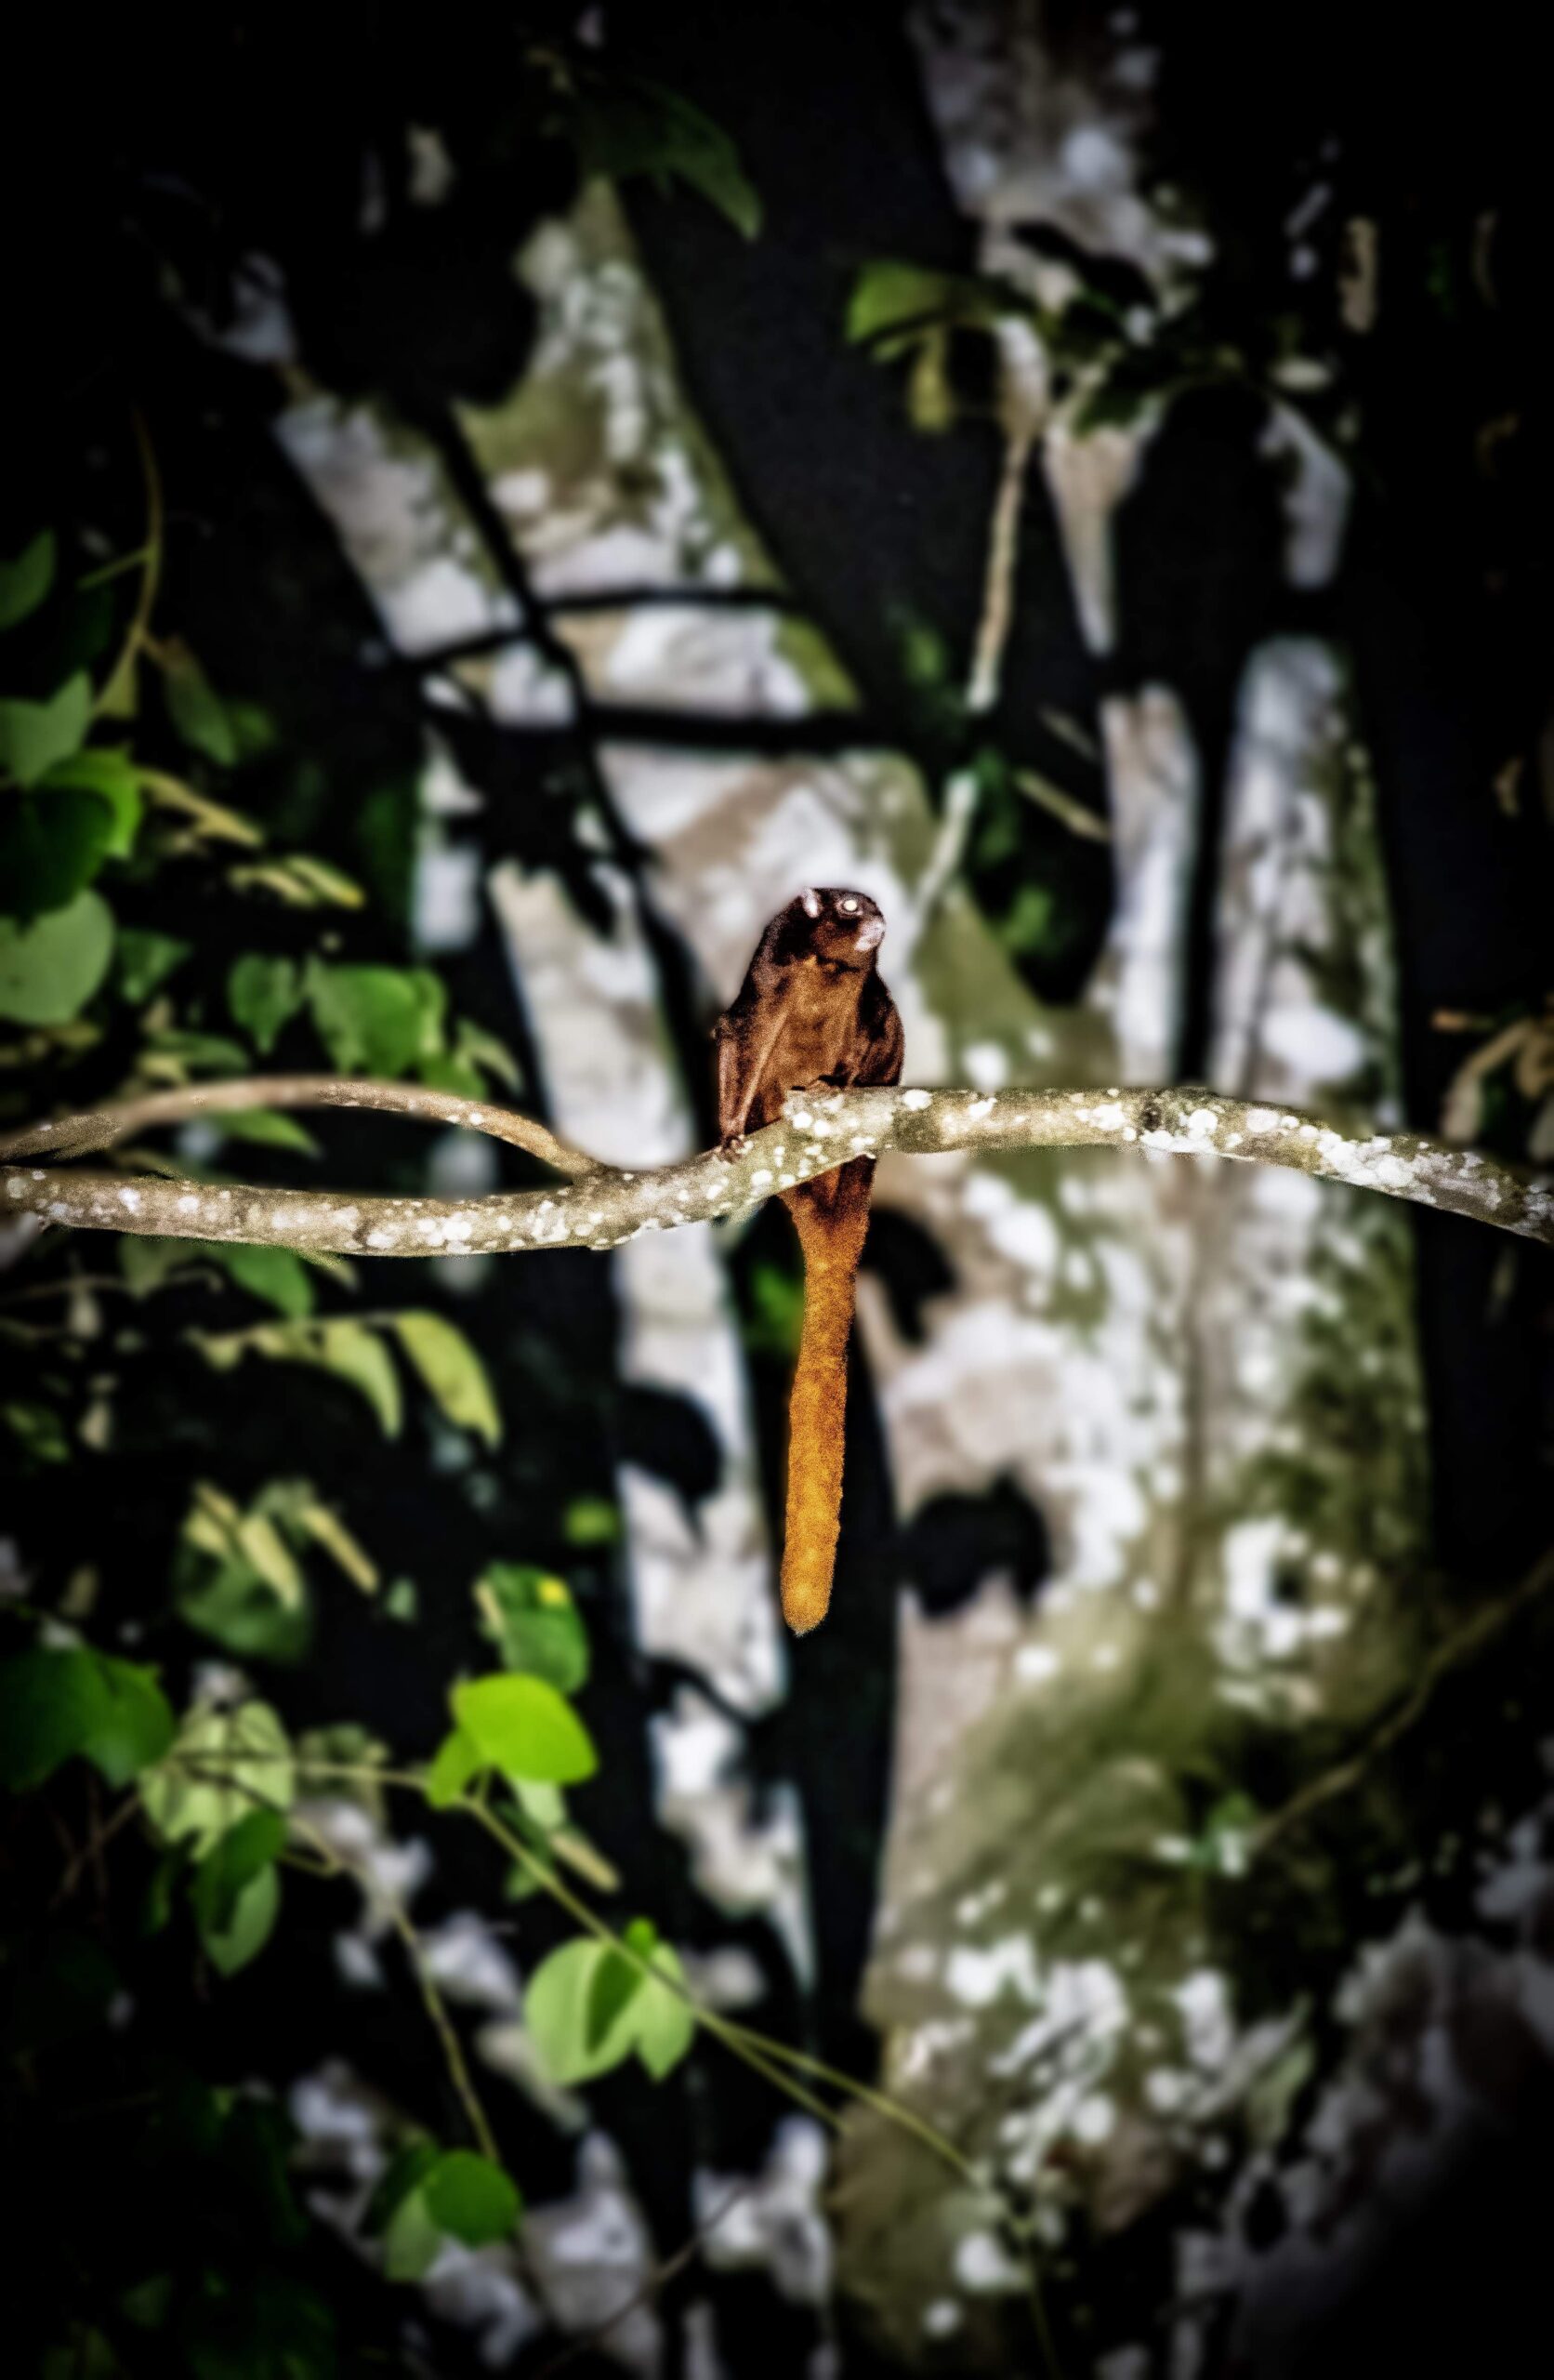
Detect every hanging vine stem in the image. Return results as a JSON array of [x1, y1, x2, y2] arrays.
[[170, 1744, 994, 2185], [92, 409, 164, 720], [4, 1075, 1549, 1253], [165, 1742, 1062, 2374]]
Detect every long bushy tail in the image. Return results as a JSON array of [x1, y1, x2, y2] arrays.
[[780, 1173, 873, 1634]]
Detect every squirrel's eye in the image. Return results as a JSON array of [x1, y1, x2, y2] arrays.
[[839, 895, 859, 913]]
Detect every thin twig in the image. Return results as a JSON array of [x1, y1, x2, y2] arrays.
[[1253, 1550, 1554, 1858], [459, 1801, 844, 2137], [0, 1073, 599, 1178], [967, 419, 1037, 716], [377, 1889, 502, 2165], [532, 2181, 754, 2380], [50, 1790, 139, 1910], [92, 410, 163, 719]]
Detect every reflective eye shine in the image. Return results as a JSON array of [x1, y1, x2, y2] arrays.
[[840, 895, 859, 912]]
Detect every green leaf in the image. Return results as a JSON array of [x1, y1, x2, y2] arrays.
[[293, 1499, 377, 1592], [200, 1859, 281, 1975], [3, 1398, 71, 1463], [178, 1565, 311, 1665], [258, 851, 365, 907], [119, 2274, 175, 2332], [306, 960, 446, 1077], [210, 1245, 316, 1319], [191, 1808, 285, 1937], [0, 1646, 173, 1791], [0, 788, 118, 921], [204, 1108, 320, 1155], [363, 2138, 441, 2237], [142, 1027, 251, 1074], [0, 887, 113, 1023], [424, 1727, 482, 1808], [0, 1646, 112, 1791], [511, 1778, 566, 1830], [80, 1656, 178, 1786], [454, 1017, 520, 1089], [524, 1938, 638, 2083], [524, 1924, 695, 2087], [474, 1566, 589, 1696], [119, 1236, 192, 1295], [234, 1511, 305, 1606], [575, 75, 760, 238], [393, 1312, 500, 1445], [848, 261, 963, 347], [415, 1051, 484, 1100], [160, 638, 238, 765], [562, 1496, 620, 1548], [362, 2139, 451, 2281], [41, 748, 142, 854], [451, 1673, 598, 1785], [585, 1940, 645, 2053], [422, 2151, 520, 2245], [122, 1238, 315, 1319], [140, 1701, 294, 1853], [0, 530, 55, 631], [311, 1318, 402, 1432], [634, 1941, 696, 2079], [0, 671, 91, 786], [227, 955, 305, 1055], [116, 928, 191, 1003], [382, 2188, 443, 2282], [197, 1317, 401, 1431], [421, 1732, 481, 1799]]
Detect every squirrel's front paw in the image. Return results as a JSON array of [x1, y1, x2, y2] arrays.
[[717, 1133, 750, 1164]]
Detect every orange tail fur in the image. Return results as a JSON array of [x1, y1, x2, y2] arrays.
[[780, 1170, 873, 1634]]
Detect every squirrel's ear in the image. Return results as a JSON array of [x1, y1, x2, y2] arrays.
[[800, 886, 821, 918]]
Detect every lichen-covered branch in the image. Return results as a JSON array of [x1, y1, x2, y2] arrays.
[[0, 1073, 599, 1179], [4, 1081, 1549, 1257]]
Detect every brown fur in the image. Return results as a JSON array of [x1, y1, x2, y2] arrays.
[[714, 890, 904, 1633]]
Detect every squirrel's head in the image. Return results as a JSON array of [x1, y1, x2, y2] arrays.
[[791, 886, 886, 963]]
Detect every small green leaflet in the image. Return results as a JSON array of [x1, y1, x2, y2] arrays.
[[0, 888, 113, 1024], [306, 959, 446, 1078], [366, 2140, 520, 2281], [0, 787, 119, 924], [139, 1700, 294, 1854], [421, 2151, 520, 2245], [451, 1673, 598, 1785], [573, 74, 760, 239], [160, 638, 238, 766], [120, 1236, 316, 1320], [196, 1317, 402, 1434], [191, 1808, 286, 1975], [391, 1313, 501, 1446], [116, 928, 191, 1002], [0, 671, 92, 786], [424, 1727, 482, 1808], [474, 1565, 588, 1695], [523, 1921, 695, 2086], [0, 1645, 175, 1792], [0, 529, 56, 631], [227, 953, 306, 1055], [42, 748, 142, 853]]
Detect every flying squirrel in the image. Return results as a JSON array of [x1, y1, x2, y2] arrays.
[[715, 887, 904, 1634]]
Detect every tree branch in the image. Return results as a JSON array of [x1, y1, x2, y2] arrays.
[[3, 1082, 1548, 1257], [0, 1075, 599, 1179]]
